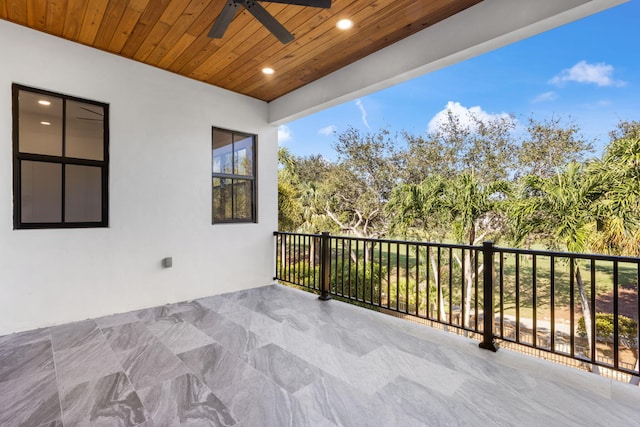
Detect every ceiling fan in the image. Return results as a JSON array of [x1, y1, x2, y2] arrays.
[[208, 0, 332, 44]]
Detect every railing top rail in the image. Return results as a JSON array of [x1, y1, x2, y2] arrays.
[[494, 246, 640, 263], [274, 231, 640, 263]]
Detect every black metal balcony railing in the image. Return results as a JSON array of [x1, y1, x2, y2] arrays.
[[274, 231, 640, 381]]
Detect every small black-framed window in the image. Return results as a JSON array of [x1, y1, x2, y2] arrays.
[[212, 127, 257, 224], [12, 84, 109, 229]]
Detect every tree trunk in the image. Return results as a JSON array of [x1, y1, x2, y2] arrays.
[[575, 262, 599, 375], [462, 250, 476, 328], [428, 247, 447, 321]]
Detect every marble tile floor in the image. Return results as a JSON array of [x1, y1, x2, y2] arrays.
[[1, 283, 639, 426]]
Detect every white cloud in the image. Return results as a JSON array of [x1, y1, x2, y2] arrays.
[[355, 99, 370, 129], [318, 125, 337, 136], [532, 91, 558, 103], [549, 60, 625, 87], [427, 101, 514, 134], [278, 125, 292, 143]]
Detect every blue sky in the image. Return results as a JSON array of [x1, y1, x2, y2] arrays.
[[279, 0, 639, 160]]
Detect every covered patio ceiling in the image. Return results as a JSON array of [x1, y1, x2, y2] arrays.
[[0, 0, 628, 124]]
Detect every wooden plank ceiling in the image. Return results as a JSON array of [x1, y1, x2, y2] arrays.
[[0, 0, 482, 102]]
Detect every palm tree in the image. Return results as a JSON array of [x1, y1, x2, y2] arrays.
[[512, 163, 602, 372], [387, 173, 509, 327]]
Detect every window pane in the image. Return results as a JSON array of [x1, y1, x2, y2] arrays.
[[21, 161, 62, 223], [233, 179, 253, 221], [65, 165, 102, 223], [234, 135, 253, 176], [18, 90, 63, 156], [212, 128, 233, 174], [66, 100, 105, 160], [212, 178, 233, 222]]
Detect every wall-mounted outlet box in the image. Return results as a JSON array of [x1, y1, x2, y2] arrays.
[[162, 257, 173, 268]]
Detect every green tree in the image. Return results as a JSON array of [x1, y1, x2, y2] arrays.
[[516, 115, 594, 179], [404, 107, 517, 185], [277, 147, 302, 231], [388, 172, 510, 327], [511, 163, 603, 371]]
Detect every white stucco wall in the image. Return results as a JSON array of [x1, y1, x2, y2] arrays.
[[0, 20, 278, 335]]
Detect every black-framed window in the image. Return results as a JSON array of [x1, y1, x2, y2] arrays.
[[12, 84, 109, 229], [212, 127, 256, 223]]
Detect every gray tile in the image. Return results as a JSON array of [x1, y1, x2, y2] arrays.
[[244, 343, 324, 393], [177, 304, 264, 357], [178, 343, 257, 392], [0, 370, 61, 427], [95, 311, 143, 329], [136, 301, 202, 324], [60, 371, 147, 426], [117, 338, 189, 390], [103, 321, 156, 353], [51, 319, 102, 352], [216, 368, 335, 427], [137, 373, 236, 426], [0, 327, 51, 348], [0, 339, 54, 383], [55, 338, 123, 390], [146, 319, 214, 354], [295, 373, 425, 427]]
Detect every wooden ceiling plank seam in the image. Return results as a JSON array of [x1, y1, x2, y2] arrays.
[[164, 1, 226, 72], [185, 0, 221, 37], [7, 0, 28, 25], [132, 20, 171, 62], [157, 32, 197, 69], [212, 4, 332, 86], [145, 0, 210, 66], [119, 0, 171, 57], [221, 0, 382, 93], [26, 0, 47, 29], [242, 0, 474, 99], [107, 5, 146, 53], [128, 0, 150, 14], [225, 0, 383, 95], [132, 0, 191, 62], [77, 0, 110, 45], [62, 0, 89, 40], [45, 0, 68, 35], [93, 0, 129, 50], [245, 0, 478, 100], [200, 2, 304, 81], [206, 3, 307, 83], [187, 4, 289, 79]]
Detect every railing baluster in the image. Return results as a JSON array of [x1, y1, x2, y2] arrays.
[[405, 243, 410, 314], [448, 247, 453, 326], [461, 248, 466, 329], [426, 245, 431, 320], [515, 254, 520, 343], [437, 247, 442, 323], [590, 259, 596, 364], [550, 256, 556, 352], [532, 254, 537, 348], [415, 244, 420, 316], [570, 258, 575, 358], [613, 260, 619, 370], [499, 249, 504, 338]]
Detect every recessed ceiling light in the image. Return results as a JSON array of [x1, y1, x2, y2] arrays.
[[262, 67, 275, 75], [38, 100, 51, 106], [337, 19, 353, 30], [40, 121, 51, 126]]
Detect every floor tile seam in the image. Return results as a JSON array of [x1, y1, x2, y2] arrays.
[[50, 336, 66, 427], [0, 337, 56, 386]]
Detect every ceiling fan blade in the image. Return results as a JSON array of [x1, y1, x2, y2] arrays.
[[261, 0, 331, 8], [208, 2, 240, 38], [243, 1, 294, 44]]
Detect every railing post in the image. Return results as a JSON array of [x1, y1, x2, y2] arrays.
[[319, 231, 332, 301], [479, 241, 498, 352]]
